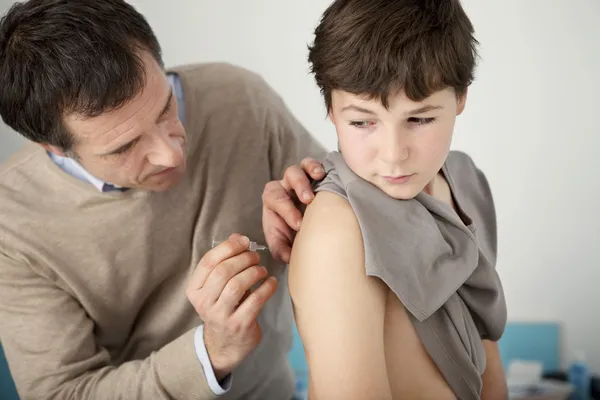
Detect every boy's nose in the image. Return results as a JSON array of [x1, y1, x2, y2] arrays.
[[379, 130, 409, 164]]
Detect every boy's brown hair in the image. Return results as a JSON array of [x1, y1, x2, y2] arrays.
[[308, 0, 478, 111]]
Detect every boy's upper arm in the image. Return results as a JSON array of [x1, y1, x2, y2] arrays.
[[288, 191, 392, 400]]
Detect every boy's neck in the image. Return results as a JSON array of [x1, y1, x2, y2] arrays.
[[423, 172, 456, 212]]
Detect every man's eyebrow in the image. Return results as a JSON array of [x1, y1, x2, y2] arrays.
[[405, 105, 443, 116], [101, 90, 174, 156], [156, 90, 174, 122]]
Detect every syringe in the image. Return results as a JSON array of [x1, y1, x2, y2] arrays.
[[211, 238, 269, 252]]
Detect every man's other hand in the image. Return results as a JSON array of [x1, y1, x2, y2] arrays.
[[262, 157, 325, 263]]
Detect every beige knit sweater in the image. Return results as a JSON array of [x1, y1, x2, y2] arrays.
[[0, 63, 326, 400]]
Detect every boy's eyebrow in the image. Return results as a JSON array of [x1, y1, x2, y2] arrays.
[[341, 104, 443, 116], [341, 105, 377, 115], [405, 105, 443, 116]]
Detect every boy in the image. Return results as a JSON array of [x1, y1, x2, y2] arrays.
[[288, 1, 508, 399]]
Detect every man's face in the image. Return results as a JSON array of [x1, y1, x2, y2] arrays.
[[49, 51, 187, 192], [329, 87, 467, 200]]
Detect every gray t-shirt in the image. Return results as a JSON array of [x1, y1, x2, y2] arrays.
[[313, 150, 507, 399]]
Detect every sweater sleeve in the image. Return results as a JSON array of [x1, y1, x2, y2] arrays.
[[0, 255, 218, 400]]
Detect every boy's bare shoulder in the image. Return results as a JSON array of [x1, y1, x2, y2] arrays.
[[288, 190, 366, 290], [299, 190, 361, 243]]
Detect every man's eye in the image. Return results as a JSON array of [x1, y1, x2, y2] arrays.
[[408, 117, 436, 125], [114, 141, 135, 155]]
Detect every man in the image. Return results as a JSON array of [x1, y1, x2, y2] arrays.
[[0, 0, 324, 399]]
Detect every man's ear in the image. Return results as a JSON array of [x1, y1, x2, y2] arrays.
[[457, 87, 469, 116], [39, 143, 66, 157]]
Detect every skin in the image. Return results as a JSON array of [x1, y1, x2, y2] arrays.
[[330, 87, 463, 200], [40, 49, 327, 379], [287, 87, 507, 399], [44, 51, 187, 192]]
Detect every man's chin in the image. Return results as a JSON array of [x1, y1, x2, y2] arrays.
[[141, 165, 186, 192]]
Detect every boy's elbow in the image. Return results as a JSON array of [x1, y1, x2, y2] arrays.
[[480, 371, 508, 400], [481, 385, 508, 400], [480, 340, 508, 400]]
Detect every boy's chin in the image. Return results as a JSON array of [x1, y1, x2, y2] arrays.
[[377, 184, 421, 201]]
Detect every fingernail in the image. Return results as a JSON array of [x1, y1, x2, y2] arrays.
[[314, 167, 324, 174], [238, 235, 250, 247], [302, 190, 313, 201], [296, 220, 302, 230]]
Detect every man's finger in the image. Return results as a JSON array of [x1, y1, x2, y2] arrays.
[[283, 165, 315, 205], [263, 207, 294, 245], [300, 157, 325, 180], [198, 250, 261, 307], [216, 265, 269, 314], [234, 276, 278, 325], [262, 182, 303, 231], [273, 241, 292, 264], [188, 234, 252, 293], [266, 235, 292, 264], [263, 209, 294, 263], [239, 289, 251, 305]]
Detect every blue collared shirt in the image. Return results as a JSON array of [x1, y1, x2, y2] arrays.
[[49, 72, 231, 394]]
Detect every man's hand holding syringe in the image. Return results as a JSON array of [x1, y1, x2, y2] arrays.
[[185, 234, 274, 381]]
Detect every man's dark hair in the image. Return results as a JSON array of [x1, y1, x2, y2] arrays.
[[308, 0, 478, 112], [0, 0, 163, 150]]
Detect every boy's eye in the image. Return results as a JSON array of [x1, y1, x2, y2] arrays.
[[408, 117, 436, 125], [349, 121, 375, 128]]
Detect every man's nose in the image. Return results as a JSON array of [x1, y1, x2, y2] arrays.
[[146, 129, 184, 168]]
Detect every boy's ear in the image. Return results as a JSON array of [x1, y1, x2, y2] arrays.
[[328, 109, 336, 124], [456, 87, 469, 116]]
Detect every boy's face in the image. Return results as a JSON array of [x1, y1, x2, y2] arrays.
[[329, 87, 467, 200]]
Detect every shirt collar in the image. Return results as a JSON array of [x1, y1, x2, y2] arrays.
[[48, 151, 125, 192]]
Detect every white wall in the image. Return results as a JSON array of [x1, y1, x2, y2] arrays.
[[0, 0, 25, 161], [1, 0, 599, 372], [0, 124, 23, 161]]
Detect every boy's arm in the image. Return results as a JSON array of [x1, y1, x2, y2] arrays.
[[480, 340, 508, 400], [288, 191, 392, 400]]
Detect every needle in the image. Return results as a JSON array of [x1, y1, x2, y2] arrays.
[[211, 238, 269, 252]]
